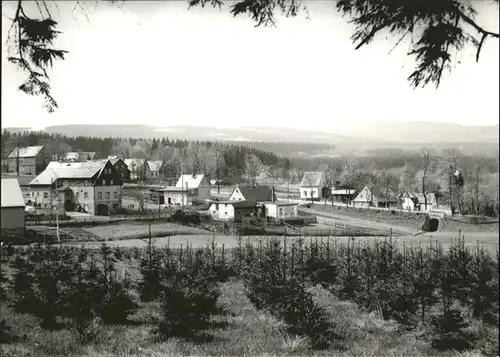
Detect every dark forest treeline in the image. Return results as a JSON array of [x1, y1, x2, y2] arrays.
[[0, 130, 291, 183]]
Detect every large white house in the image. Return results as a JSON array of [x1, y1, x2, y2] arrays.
[[28, 160, 123, 215], [1, 178, 26, 230], [299, 172, 325, 201]]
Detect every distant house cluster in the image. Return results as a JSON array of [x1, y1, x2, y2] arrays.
[[297, 171, 438, 212]]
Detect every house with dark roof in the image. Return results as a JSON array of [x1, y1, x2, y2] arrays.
[[7, 145, 51, 175], [353, 185, 399, 209], [228, 185, 275, 206], [1, 178, 26, 230], [27, 160, 123, 215], [331, 188, 357, 205], [299, 172, 325, 201]]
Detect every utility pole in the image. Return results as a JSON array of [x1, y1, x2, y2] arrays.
[[449, 165, 454, 216]]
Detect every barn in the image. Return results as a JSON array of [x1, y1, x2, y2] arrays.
[[1, 178, 26, 230]]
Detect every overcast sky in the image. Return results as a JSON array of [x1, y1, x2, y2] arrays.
[[1, 1, 499, 132]]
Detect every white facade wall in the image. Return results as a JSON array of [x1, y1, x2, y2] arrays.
[[27, 186, 54, 208], [93, 185, 123, 212], [209, 202, 235, 220], [300, 186, 321, 200], [229, 187, 246, 201], [164, 192, 191, 206], [401, 197, 415, 211], [265, 204, 298, 219]]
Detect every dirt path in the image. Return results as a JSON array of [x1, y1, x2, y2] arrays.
[[299, 207, 418, 235]]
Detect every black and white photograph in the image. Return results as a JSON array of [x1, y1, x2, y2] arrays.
[[1, 0, 499, 356]]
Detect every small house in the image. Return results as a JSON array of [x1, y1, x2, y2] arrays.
[[229, 185, 275, 206], [416, 192, 437, 211], [299, 172, 324, 201], [1, 178, 26, 231], [147, 160, 164, 179], [209, 200, 256, 222], [263, 201, 298, 221], [124, 158, 149, 180], [353, 185, 399, 209], [399, 191, 418, 211], [175, 174, 211, 203], [7, 145, 51, 175]]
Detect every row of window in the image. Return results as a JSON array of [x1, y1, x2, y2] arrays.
[[96, 192, 118, 200], [30, 191, 118, 200]]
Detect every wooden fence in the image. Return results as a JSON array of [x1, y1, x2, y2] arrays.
[[25, 213, 172, 227]]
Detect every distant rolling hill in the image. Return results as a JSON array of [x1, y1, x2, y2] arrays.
[[3, 121, 498, 158]]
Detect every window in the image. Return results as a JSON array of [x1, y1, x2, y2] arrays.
[[106, 192, 110, 199], [114, 192, 118, 199], [84, 180, 87, 187], [31, 192, 34, 197], [76, 180, 79, 186], [102, 179, 106, 186], [225, 203, 228, 207], [98, 192, 102, 199], [279, 208, 283, 217], [37, 192, 40, 197], [110, 179, 113, 185], [76, 193, 80, 199], [44, 192, 48, 199], [84, 192, 88, 199]]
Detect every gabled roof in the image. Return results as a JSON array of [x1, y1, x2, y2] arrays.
[[81, 151, 96, 159], [148, 160, 163, 172], [8, 146, 44, 158], [300, 172, 323, 187], [29, 160, 108, 185], [1, 178, 25, 208], [123, 158, 145, 168], [236, 185, 274, 205], [175, 174, 208, 189]]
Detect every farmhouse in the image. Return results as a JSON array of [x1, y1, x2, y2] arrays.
[[124, 159, 149, 180], [28, 160, 123, 215], [229, 185, 275, 206], [331, 188, 357, 205], [7, 145, 51, 175], [209, 200, 257, 222], [353, 185, 399, 209], [1, 178, 26, 231], [299, 172, 325, 201], [263, 201, 298, 222]]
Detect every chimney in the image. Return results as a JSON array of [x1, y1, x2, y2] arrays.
[[272, 186, 276, 203]]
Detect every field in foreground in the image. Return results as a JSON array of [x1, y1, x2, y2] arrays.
[[1, 238, 498, 357]]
